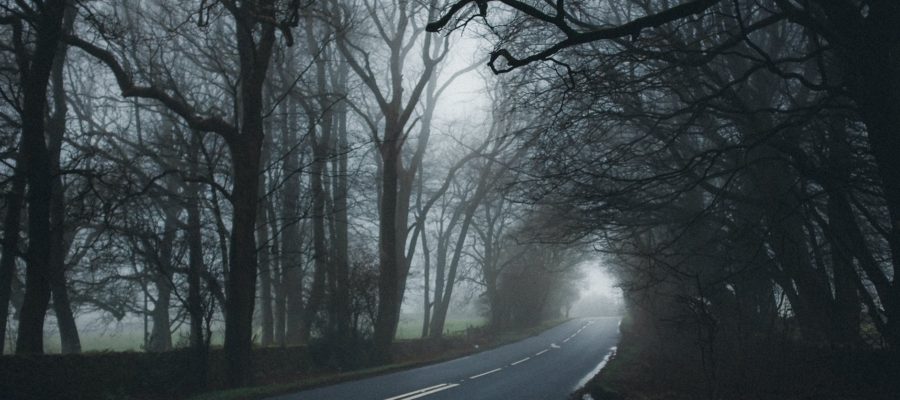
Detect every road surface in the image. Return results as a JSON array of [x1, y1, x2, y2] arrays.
[[270, 317, 620, 400]]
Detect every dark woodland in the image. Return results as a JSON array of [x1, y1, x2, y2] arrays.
[[0, 1, 898, 399]]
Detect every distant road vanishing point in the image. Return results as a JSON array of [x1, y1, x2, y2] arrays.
[[270, 317, 620, 400]]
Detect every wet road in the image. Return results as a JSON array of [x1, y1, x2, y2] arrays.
[[270, 317, 620, 400]]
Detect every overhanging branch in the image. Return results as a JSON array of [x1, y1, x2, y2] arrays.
[[428, 0, 722, 73]]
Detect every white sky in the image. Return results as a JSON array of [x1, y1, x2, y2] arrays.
[[430, 31, 493, 129]]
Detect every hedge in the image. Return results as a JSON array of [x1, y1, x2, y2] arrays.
[[0, 346, 311, 400], [0, 333, 487, 400]]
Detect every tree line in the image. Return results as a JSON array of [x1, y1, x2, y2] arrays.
[[0, 0, 588, 388], [428, 0, 900, 394]]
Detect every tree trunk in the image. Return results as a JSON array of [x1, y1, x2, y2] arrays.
[[15, 0, 68, 355], [479, 207, 502, 328], [185, 179, 208, 388], [186, 135, 205, 350], [224, 132, 263, 386], [46, 7, 80, 353], [420, 226, 431, 339], [264, 200, 282, 345], [274, 269, 287, 346], [430, 195, 483, 338], [148, 204, 178, 352], [413, 159, 431, 340], [222, 5, 277, 385], [299, 38, 334, 342], [331, 63, 351, 339], [148, 276, 173, 352], [281, 179, 304, 345], [223, 70, 266, 387], [0, 154, 25, 354], [850, 73, 900, 348], [372, 120, 404, 362], [257, 167, 274, 346], [301, 140, 329, 342], [429, 228, 450, 338], [304, 22, 342, 342], [822, 124, 861, 346], [819, 1, 900, 348]]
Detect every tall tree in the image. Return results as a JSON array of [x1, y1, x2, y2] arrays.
[[427, 0, 900, 349], [2, 0, 70, 355], [333, 0, 449, 360], [69, 0, 298, 385]]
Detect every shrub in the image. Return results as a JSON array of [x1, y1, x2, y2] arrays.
[[0, 346, 311, 400]]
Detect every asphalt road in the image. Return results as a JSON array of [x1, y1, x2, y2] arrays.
[[271, 317, 620, 400]]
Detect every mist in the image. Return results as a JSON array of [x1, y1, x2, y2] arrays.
[[1, 1, 899, 399]]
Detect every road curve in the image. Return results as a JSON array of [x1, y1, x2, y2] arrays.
[[269, 317, 620, 400]]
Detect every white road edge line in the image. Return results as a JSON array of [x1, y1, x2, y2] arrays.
[[385, 384, 448, 400], [511, 357, 530, 366], [535, 349, 549, 356], [563, 337, 570, 343], [469, 368, 502, 379]]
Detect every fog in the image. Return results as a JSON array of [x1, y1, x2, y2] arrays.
[[570, 261, 622, 318], [2, 1, 898, 399]]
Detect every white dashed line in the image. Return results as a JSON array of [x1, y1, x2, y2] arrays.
[[511, 357, 530, 366], [469, 368, 502, 379], [396, 384, 459, 400], [386, 383, 456, 400], [386, 321, 604, 399]]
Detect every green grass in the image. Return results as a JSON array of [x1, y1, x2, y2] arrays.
[[15, 315, 481, 354], [43, 331, 145, 353], [37, 329, 226, 354], [394, 316, 485, 339]]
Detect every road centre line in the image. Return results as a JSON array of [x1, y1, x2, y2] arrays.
[[397, 384, 459, 400], [385, 384, 448, 400], [469, 368, 503, 379], [511, 357, 530, 366], [563, 337, 570, 343], [536, 349, 549, 356]]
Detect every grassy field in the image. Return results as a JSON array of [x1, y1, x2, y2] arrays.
[[394, 315, 485, 339], [48, 330, 145, 353], [19, 315, 485, 354]]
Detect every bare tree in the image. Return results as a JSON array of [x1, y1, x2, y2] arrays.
[[331, 0, 450, 360], [67, 0, 301, 385]]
